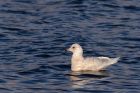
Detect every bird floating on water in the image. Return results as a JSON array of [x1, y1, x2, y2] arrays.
[[67, 43, 120, 71]]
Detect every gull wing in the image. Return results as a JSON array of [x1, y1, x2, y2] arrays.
[[92, 57, 120, 70]]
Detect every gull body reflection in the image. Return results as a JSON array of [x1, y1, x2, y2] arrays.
[[69, 70, 109, 88]]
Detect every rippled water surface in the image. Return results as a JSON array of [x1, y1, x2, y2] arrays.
[[0, 0, 140, 93]]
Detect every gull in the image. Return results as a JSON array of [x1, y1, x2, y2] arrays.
[[67, 43, 120, 71]]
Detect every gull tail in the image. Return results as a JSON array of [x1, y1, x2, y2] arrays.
[[111, 57, 120, 64]]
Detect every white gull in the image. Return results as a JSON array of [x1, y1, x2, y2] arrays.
[[67, 43, 120, 71]]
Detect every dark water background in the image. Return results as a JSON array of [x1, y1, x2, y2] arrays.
[[0, 0, 140, 93]]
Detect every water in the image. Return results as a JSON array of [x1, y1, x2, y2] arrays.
[[0, 0, 140, 93]]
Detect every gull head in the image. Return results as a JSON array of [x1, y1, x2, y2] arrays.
[[67, 43, 83, 55]]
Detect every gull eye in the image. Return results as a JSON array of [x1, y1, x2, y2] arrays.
[[72, 46, 75, 49]]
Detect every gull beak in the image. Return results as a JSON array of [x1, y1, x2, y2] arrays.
[[67, 48, 70, 51], [67, 48, 71, 52]]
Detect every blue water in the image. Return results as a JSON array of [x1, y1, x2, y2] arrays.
[[0, 0, 140, 93]]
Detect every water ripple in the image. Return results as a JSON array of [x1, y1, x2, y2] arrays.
[[0, 0, 139, 93]]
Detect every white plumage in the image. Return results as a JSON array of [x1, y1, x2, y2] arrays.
[[67, 43, 119, 71]]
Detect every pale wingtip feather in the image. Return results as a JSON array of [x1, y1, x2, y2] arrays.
[[112, 57, 120, 64]]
